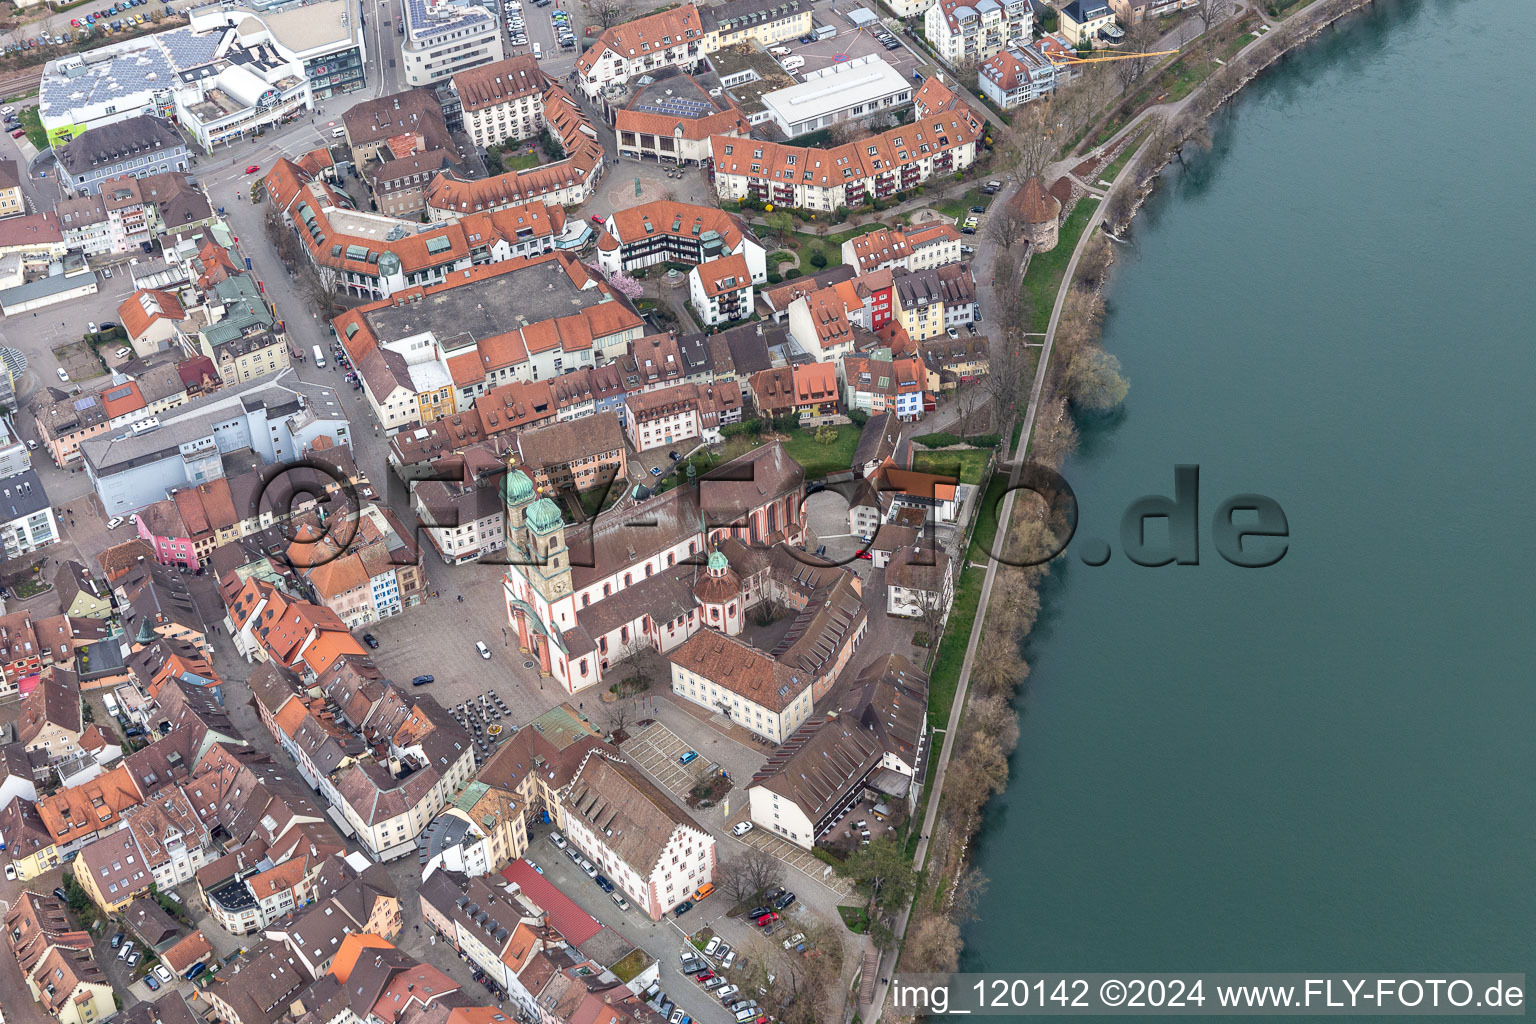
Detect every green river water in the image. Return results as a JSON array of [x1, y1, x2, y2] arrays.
[[960, 0, 1536, 1011]]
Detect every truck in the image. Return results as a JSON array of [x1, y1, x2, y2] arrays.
[[312, 344, 326, 368]]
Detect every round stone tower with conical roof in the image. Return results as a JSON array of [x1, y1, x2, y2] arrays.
[[693, 547, 744, 636], [1015, 175, 1063, 252]]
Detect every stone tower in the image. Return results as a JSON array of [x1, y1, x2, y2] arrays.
[[1015, 175, 1063, 253], [522, 497, 572, 603]]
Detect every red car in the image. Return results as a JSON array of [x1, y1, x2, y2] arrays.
[[244, 164, 261, 174], [755, 912, 779, 926], [855, 549, 872, 560], [695, 970, 714, 982], [9, 128, 24, 139]]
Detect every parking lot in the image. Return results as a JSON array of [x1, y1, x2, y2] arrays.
[[625, 720, 717, 798], [779, 13, 931, 85]]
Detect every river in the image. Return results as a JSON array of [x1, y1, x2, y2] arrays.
[[961, 0, 1536, 1008]]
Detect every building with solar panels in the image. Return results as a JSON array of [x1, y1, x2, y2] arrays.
[[401, 0, 504, 87], [38, 1, 365, 152]]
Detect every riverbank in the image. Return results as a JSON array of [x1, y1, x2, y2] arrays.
[[865, 0, 1403, 1016]]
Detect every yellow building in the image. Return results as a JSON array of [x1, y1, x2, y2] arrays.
[[893, 270, 947, 342], [701, 0, 813, 51]]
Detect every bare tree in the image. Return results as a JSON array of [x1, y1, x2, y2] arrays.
[[916, 583, 947, 649], [1198, 0, 1235, 38], [1112, 18, 1163, 93], [998, 102, 1054, 182], [717, 845, 784, 905], [589, 0, 629, 28], [1048, 66, 1112, 146], [983, 200, 1026, 254], [601, 698, 633, 738]]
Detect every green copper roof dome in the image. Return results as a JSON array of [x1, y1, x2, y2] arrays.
[[526, 497, 563, 533], [707, 549, 729, 573], [503, 469, 534, 503]]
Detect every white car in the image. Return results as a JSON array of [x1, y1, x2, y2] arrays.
[[580, 858, 597, 877], [3, 863, 15, 880], [549, 831, 567, 849], [703, 937, 721, 957], [475, 640, 491, 659], [106, 516, 125, 529], [1, 106, 13, 116], [153, 966, 173, 984], [731, 821, 753, 836], [56, 367, 69, 382], [87, 321, 98, 333]]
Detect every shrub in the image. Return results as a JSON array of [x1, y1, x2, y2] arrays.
[[847, 409, 870, 426], [808, 248, 829, 269], [766, 271, 782, 285], [785, 268, 802, 279]]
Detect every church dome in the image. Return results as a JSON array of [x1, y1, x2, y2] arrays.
[[694, 548, 741, 606], [707, 549, 729, 573], [526, 497, 563, 533], [503, 468, 534, 503]]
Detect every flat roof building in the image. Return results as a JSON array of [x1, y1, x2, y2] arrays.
[[760, 54, 911, 138]]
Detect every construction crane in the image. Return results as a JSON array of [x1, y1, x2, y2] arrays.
[[1045, 48, 1180, 65]]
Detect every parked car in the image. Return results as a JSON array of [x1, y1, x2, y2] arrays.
[[127, 951, 140, 967], [111, 933, 124, 949], [579, 858, 597, 877], [678, 750, 698, 765], [106, 516, 125, 529], [144, 975, 160, 991], [610, 891, 631, 911], [363, 633, 379, 648], [774, 891, 797, 910], [703, 937, 721, 958], [593, 874, 615, 893], [11, 128, 26, 139], [153, 966, 173, 984], [5, 864, 16, 879], [673, 899, 693, 917], [411, 674, 434, 686], [731, 821, 753, 836], [703, 976, 725, 991], [475, 640, 492, 659], [717, 985, 739, 1003], [782, 932, 805, 950], [549, 831, 567, 849], [719, 949, 736, 969], [749, 906, 771, 920], [755, 912, 779, 926], [185, 963, 207, 981]]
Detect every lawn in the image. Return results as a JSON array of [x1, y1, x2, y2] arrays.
[[913, 447, 991, 485], [838, 905, 870, 934], [1023, 197, 1099, 334], [709, 423, 862, 481], [924, 471, 1006, 722], [500, 150, 542, 171], [780, 424, 862, 480], [17, 105, 45, 150], [933, 188, 989, 221]]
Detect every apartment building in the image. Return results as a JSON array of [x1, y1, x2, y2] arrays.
[[451, 55, 547, 149], [624, 382, 742, 452], [595, 199, 765, 280], [688, 252, 755, 326], [924, 0, 1030, 68], [709, 77, 985, 212], [401, 0, 505, 86]]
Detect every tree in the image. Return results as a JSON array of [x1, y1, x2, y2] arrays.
[[589, 0, 629, 28], [606, 270, 644, 301], [812, 423, 838, 446], [1048, 67, 1113, 145], [916, 583, 948, 652], [1198, 0, 1235, 38], [1061, 346, 1129, 410], [973, 632, 1026, 699], [984, 201, 1026, 255], [602, 699, 633, 737], [764, 210, 794, 247], [840, 836, 915, 915], [998, 102, 1055, 182], [719, 846, 785, 905], [1112, 18, 1163, 93]]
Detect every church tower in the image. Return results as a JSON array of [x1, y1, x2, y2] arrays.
[[693, 547, 744, 637], [523, 497, 572, 603]]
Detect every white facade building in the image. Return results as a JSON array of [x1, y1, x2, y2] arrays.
[[401, 0, 506, 86], [760, 55, 912, 138]]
